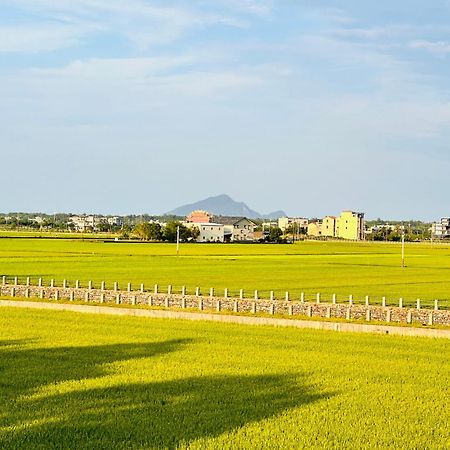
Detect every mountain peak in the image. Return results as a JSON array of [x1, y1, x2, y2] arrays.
[[167, 194, 283, 219]]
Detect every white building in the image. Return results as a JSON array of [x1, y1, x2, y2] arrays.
[[278, 217, 309, 232], [432, 218, 450, 238], [107, 216, 123, 227], [185, 222, 224, 243], [220, 217, 256, 242]]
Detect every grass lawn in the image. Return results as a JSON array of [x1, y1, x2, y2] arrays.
[[0, 307, 448, 449], [1, 238, 450, 308]]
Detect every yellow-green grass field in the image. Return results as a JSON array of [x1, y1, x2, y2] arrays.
[[1, 238, 450, 309], [0, 308, 449, 449]]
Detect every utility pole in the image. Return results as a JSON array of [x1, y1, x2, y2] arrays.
[[401, 230, 405, 269], [176, 226, 180, 256]]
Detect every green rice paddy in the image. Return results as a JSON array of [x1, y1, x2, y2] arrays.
[[0, 307, 448, 449], [1, 238, 450, 308]]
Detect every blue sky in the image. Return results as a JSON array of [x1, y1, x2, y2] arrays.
[[1, 1, 449, 219]]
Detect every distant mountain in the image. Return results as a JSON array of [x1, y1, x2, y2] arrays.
[[264, 210, 287, 220], [166, 194, 286, 219]]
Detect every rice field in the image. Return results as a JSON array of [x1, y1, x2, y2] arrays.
[[1, 238, 450, 308], [0, 307, 448, 449]]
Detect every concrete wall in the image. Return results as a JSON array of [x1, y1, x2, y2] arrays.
[[1, 300, 449, 338], [1, 282, 449, 327]]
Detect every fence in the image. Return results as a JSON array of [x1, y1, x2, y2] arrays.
[[1, 277, 449, 326]]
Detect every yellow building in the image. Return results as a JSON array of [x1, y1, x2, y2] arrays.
[[336, 211, 365, 240], [307, 221, 322, 237], [322, 216, 337, 237]]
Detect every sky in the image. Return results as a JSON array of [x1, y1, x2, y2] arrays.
[[1, 1, 449, 220]]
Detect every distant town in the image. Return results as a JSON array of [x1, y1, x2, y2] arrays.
[[0, 210, 448, 243]]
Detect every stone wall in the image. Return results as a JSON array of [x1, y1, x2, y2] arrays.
[[1, 282, 449, 326]]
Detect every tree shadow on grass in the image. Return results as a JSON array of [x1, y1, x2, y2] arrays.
[[0, 339, 190, 400], [0, 340, 333, 449]]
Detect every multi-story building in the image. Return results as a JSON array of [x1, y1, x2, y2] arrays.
[[107, 216, 123, 227], [185, 222, 224, 243], [186, 210, 213, 224], [432, 218, 450, 238], [321, 216, 337, 238], [186, 211, 255, 242], [336, 211, 365, 240], [278, 217, 309, 232], [69, 215, 100, 232], [69, 215, 123, 232], [307, 221, 322, 237], [220, 217, 256, 242]]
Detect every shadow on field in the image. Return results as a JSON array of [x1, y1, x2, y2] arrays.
[[0, 339, 331, 449]]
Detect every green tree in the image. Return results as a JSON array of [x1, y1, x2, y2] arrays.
[[267, 227, 283, 243], [97, 221, 112, 233], [133, 223, 152, 241], [148, 222, 163, 241], [163, 221, 196, 242], [189, 225, 200, 241]]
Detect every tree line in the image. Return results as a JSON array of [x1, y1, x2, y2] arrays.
[[131, 221, 199, 243]]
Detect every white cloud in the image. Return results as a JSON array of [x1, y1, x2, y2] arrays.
[[215, 0, 273, 16], [1, 0, 247, 53], [0, 24, 91, 53], [410, 40, 450, 54]]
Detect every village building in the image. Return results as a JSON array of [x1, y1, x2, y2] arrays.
[[185, 222, 224, 242], [219, 217, 256, 242], [431, 218, 450, 239], [69, 215, 101, 232], [69, 215, 123, 232], [321, 216, 337, 238], [307, 221, 322, 237], [186, 210, 213, 224], [278, 217, 309, 232], [336, 211, 365, 240]]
